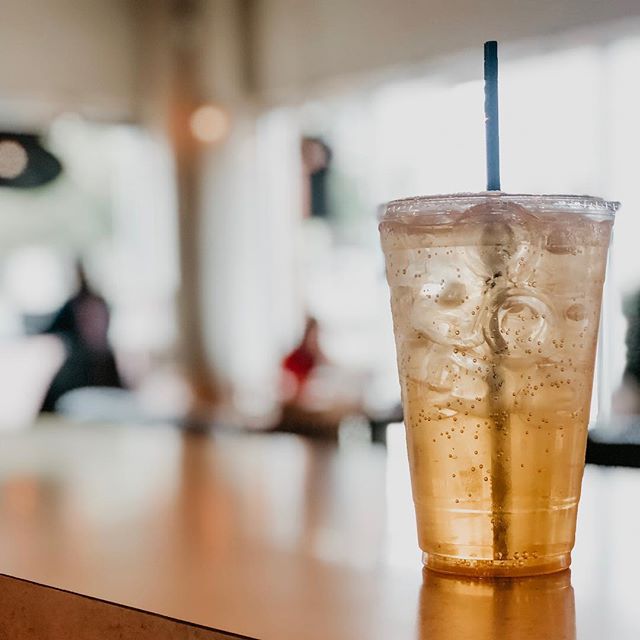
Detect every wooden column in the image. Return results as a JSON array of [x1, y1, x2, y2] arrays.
[[166, 0, 221, 424]]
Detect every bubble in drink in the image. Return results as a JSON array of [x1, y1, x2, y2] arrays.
[[380, 194, 616, 577]]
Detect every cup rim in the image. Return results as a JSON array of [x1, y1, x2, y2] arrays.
[[380, 192, 620, 220]]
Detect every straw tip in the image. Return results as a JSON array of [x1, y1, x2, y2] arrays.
[[484, 41, 498, 55]]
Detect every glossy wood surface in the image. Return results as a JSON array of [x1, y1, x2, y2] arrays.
[[0, 574, 244, 639], [0, 423, 638, 639]]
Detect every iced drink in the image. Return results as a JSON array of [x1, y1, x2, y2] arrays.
[[380, 193, 616, 576]]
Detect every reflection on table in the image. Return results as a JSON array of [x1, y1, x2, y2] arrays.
[[419, 570, 574, 640]]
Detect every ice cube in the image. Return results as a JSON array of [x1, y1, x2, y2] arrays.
[[439, 281, 467, 306], [384, 248, 429, 287], [411, 279, 486, 349], [402, 341, 456, 391], [484, 287, 554, 369], [565, 303, 587, 322], [545, 227, 576, 255], [459, 201, 543, 282], [403, 341, 491, 417]]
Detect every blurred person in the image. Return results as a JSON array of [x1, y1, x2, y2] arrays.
[[278, 317, 363, 439], [301, 137, 332, 219], [40, 261, 123, 413], [281, 317, 326, 401]]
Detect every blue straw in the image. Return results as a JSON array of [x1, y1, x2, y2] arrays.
[[484, 41, 501, 191]]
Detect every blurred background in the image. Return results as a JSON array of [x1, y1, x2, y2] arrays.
[[1, 0, 640, 452]]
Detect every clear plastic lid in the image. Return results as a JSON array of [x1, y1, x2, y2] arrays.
[[380, 192, 619, 222]]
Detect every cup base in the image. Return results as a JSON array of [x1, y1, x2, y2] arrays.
[[423, 551, 571, 578]]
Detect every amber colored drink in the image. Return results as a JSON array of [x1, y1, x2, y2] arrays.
[[380, 193, 616, 576]]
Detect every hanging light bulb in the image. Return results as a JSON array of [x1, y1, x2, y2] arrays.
[[189, 104, 230, 144], [0, 139, 28, 179]]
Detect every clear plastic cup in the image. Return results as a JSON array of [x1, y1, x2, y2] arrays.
[[379, 193, 617, 576]]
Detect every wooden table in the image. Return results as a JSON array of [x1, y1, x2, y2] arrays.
[[0, 423, 638, 639]]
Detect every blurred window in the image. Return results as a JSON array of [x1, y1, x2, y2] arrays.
[[0, 116, 179, 426], [257, 32, 640, 431]]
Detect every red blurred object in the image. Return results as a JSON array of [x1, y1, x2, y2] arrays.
[[281, 317, 323, 394]]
